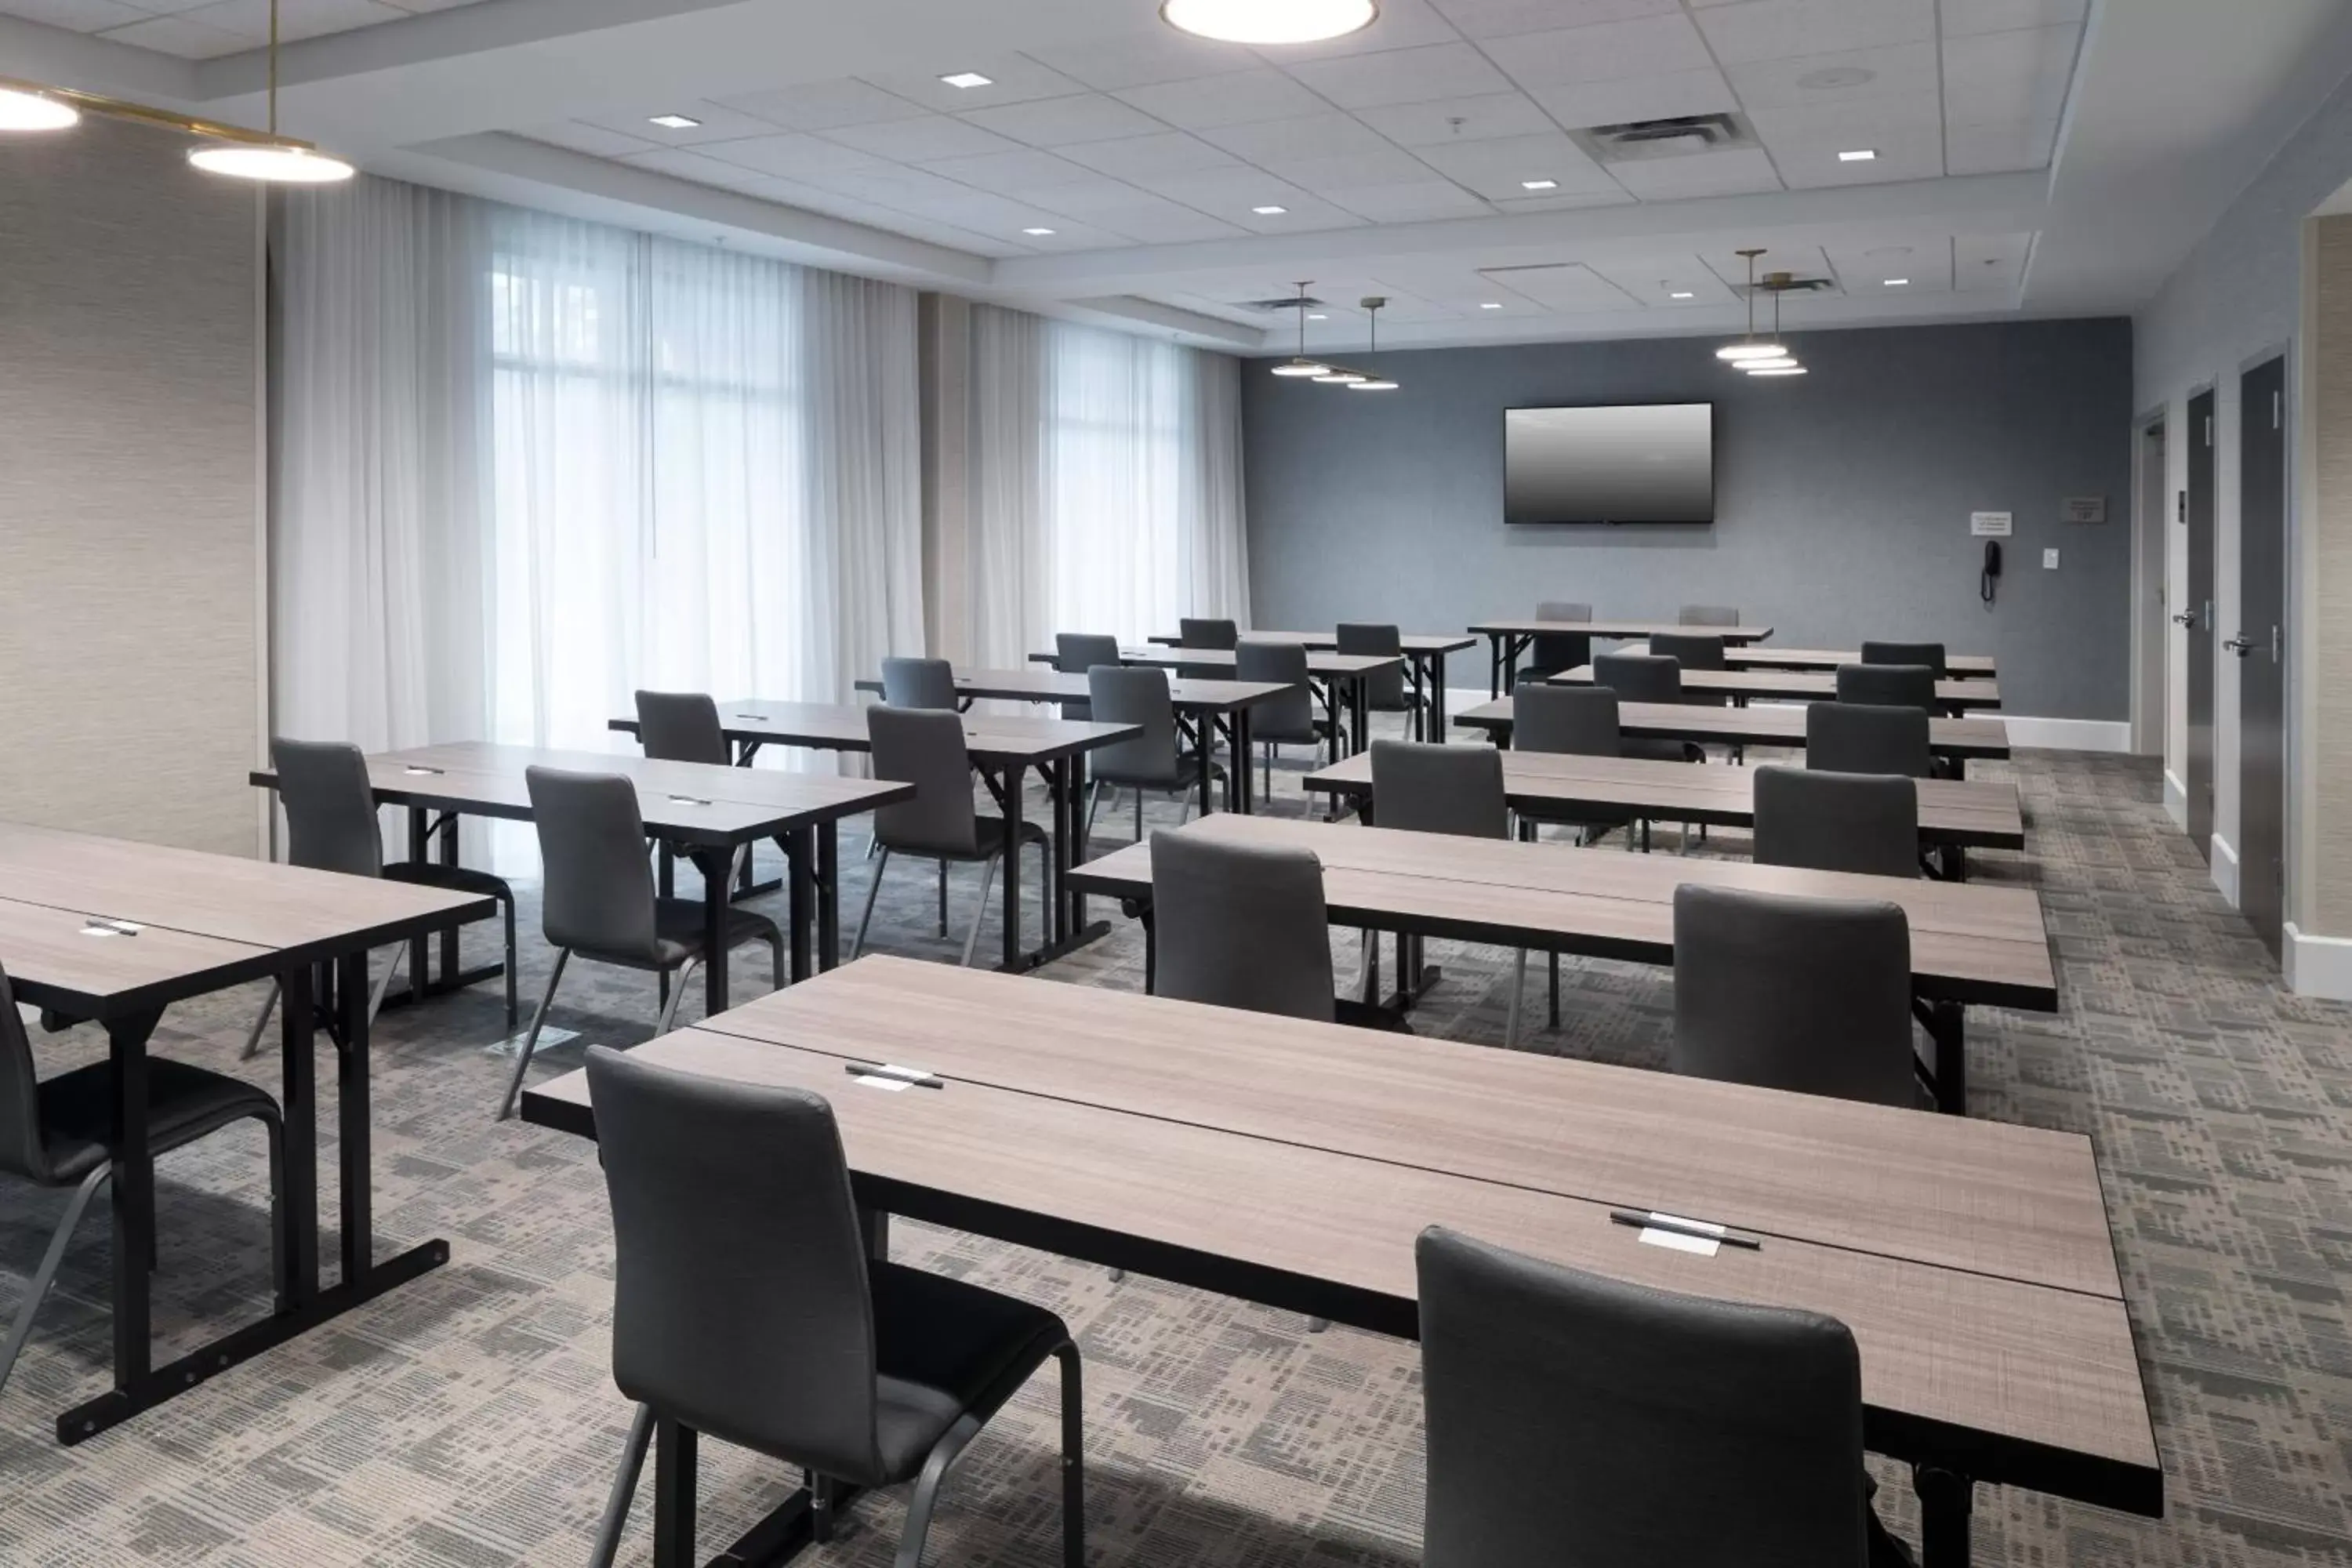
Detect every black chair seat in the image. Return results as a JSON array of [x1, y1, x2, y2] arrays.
[[1623, 738, 1704, 764], [1094, 753, 1224, 791], [1254, 713, 1332, 747], [384, 859, 511, 902], [615, 898, 786, 971], [870, 1261, 1073, 1481], [38, 1058, 278, 1185]]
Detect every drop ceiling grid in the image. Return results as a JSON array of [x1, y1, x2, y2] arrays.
[[2, 0, 485, 58]]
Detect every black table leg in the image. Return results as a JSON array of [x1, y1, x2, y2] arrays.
[[406, 806, 429, 994], [1000, 763, 1027, 972], [436, 814, 459, 989], [1193, 706, 1216, 818], [1352, 673, 1370, 756], [785, 827, 815, 983], [1065, 757, 1090, 932], [697, 847, 730, 1015], [1914, 1465, 1973, 1568], [1232, 707, 1254, 814], [1487, 635, 1502, 699], [107, 1009, 162, 1387], [279, 968, 318, 1304], [817, 822, 840, 971], [336, 950, 372, 1287], [1048, 759, 1071, 943], [1430, 651, 1450, 741], [1920, 997, 1968, 1114]]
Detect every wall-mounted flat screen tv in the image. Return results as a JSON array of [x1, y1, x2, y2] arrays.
[[1504, 402, 1715, 524]]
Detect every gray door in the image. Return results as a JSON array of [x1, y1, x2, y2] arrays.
[[2184, 388, 2216, 860], [2237, 357, 2287, 958]]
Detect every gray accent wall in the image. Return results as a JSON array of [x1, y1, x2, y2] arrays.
[[1243, 318, 2135, 720]]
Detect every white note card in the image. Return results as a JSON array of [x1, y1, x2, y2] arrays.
[[850, 1073, 911, 1092], [1638, 1212, 1725, 1258]]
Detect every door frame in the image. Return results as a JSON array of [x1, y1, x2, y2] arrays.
[[2130, 406, 2169, 757], [2183, 382, 2218, 862], [2234, 347, 2290, 956]]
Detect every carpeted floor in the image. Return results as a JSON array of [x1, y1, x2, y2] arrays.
[[2, 731, 2349, 1566]]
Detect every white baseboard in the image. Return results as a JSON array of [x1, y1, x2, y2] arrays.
[[2285, 922, 2352, 1000], [2209, 833, 2241, 906], [1999, 716, 2133, 752], [2163, 769, 2187, 829]]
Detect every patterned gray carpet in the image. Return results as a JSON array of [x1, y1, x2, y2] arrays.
[[2, 732, 2350, 1566]]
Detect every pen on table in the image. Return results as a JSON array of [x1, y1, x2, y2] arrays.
[[844, 1062, 946, 1089], [1609, 1210, 1760, 1250]]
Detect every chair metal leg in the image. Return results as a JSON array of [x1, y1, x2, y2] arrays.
[[365, 945, 404, 1027], [895, 1411, 985, 1568], [587, 1404, 655, 1568], [1180, 784, 1197, 824], [1056, 1341, 1087, 1568], [499, 889, 519, 1028], [764, 925, 785, 990], [1261, 742, 1272, 802], [1505, 949, 1526, 1048], [1083, 779, 1103, 851], [655, 957, 701, 1037], [257, 1109, 289, 1312], [852, 848, 891, 960], [1548, 952, 1561, 1030], [0, 1163, 109, 1400], [238, 979, 281, 1061], [960, 854, 1000, 968], [937, 859, 949, 937], [496, 948, 570, 1122], [1134, 785, 1144, 842]]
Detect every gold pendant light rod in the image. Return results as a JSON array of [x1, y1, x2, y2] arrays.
[[0, 74, 321, 151]]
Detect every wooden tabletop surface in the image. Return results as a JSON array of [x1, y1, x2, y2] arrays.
[[1301, 750, 2027, 850], [1686, 645, 1998, 677], [1470, 619, 1775, 643], [1090, 646, 1406, 677], [521, 960, 2154, 1505], [252, 742, 913, 846], [855, 667, 1291, 711], [0, 819, 487, 1018], [1454, 698, 2014, 758], [1066, 812, 2056, 1010], [1146, 630, 1479, 654], [611, 701, 1140, 766], [1557, 663, 2002, 710]]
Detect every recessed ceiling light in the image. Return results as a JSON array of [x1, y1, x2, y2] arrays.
[[1669, 290, 1695, 299], [1520, 178, 1559, 191], [1837, 148, 1876, 162], [1162, 0, 1377, 45], [648, 114, 702, 130], [1022, 227, 1057, 236], [1480, 302, 1504, 310], [940, 71, 993, 89], [1883, 278, 1909, 286], [1307, 313, 1327, 320], [1252, 205, 1289, 215]]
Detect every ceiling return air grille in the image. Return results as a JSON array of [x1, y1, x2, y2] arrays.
[[1573, 112, 1755, 165]]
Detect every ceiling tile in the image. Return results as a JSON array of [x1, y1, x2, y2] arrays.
[[696, 133, 891, 180], [1699, 244, 1833, 289], [857, 56, 1093, 113], [1225, 195, 1369, 234], [1491, 188, 1639, 212], [1605, 146, 1783, 199], [521, 122, 659, 158], [1740, 93, 1940, 147], [1058, 130, 1242, 179], [1266, 148, 1445, 193], [1762, 122, 1944, 186], [1322, 180, 1494, 221], [1953, 232, 2032, 291], [93, 12, 248, 54], [1413, 131, 1617, 199], [1529, 67, 1737, 129], [1940, 0, 2085, 38], [712, 79, 926, 132], [958, 93, 1167, 147], [10, 0, 146, 31], [173, 0, 407, 45], [1585, 257, 1739, 305], [918, 147, 1102, 195], [1723, 41, 1939, 112], [1945, 116, 2060, 176], [1285, 42, 1514, 108], [1060, 198, 1251, 243], [1114, 68, 1330, 130], [1825, 238, 1952, 292], [581, 100, 792, 146], [616, 147, 758, 185], [802, 166, 993, 209], [1942, 24, 2080, 129], [1198, 111, 1396, 163], [1351, 91, 1557, 146], [1432, 0, 1679, 39], [1023, 34, 1260, 90], [1489, 13, 1712, 89], [1481, 263, 1641, 312], [818, 114, 1025, 162], [1261, 0, 1465, 58], [1131, 165, 1319, 211], [1694, 0, 1935, 64]]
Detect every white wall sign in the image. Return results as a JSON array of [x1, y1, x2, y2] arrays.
[[1969, 510, 2014, 536], [2061, 495, 2107, 523]]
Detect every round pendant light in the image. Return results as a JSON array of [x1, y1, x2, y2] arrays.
[[1748, 366, 1809, 376], [1163, 0, 1377, 45], [1739, 356, 1799, 371], [188, 143, 354, 182], [0, 85, 78, 130], [1314, 370, 1367, 384], [1715, 343, 1785, 361], [1271, 358, 1330, 377], [1347, 378, 1399, 391]]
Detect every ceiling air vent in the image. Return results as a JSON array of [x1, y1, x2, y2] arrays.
[[1574, 113, 1753, 165], [1240, 293, 1325, 312], [1744, 270, 1837, 296]]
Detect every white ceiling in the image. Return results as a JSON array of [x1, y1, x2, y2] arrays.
[[6, 0, 2352, 352]]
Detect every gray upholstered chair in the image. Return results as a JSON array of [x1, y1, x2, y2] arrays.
[[853, 706, 1050, 968], [497, 767, 786, 1120], [1053, 633, 1123, 722], [1369, 741, 1537, 1046], [1235, 638, 1328, 804], [1591, 654, 1702, 837], [1671, 883, 1918, 1109], [633, 690, 729, 766], [1861, 640, 1947, 678], [1806, 702, 1932, 779], [1679, 604, 1740, 626], [1648, 631, 1726, 672], [1178, 617, 1238, 650], [1753, 765, 1920, 880], [2, 960, 287, 1401], [1336, 622, 1416, 731], [1522, 600, 1592, 683], [243, 738, 518, 1060], [582, 1047, 1083, 1568], [1083, 666, 1220, 844], [1416, 1225, 1874, 1568], [1512, 684, 1632, 848], [1151, 828, 1335, 1022], [880, 657, 960, 711], [1836, 662, 1936, 713]]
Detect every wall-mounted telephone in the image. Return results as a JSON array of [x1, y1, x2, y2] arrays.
[[1980, 540, 2002, 606]]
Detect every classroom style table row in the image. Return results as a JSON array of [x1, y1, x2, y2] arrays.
[[1454, 697, 2014, 778], [0, 821, 487, 1444], [1027, 644, 1406, 764], [519, 956, 2159, 1568], [1469, 618, 1777, 697], [1552, 662, 2004, 713], [1139, 629, 1479, 739], [1641, 643, 1998, 678]]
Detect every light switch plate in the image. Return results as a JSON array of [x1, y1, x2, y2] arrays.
[[2042, 548, 2060, 569]]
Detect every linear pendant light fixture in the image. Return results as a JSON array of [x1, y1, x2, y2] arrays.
[[1163, 0, 1377, 45], [1740, 274, 1806, 377], [0, 0, 352, 183], [1715, 249, 1784, 362], [1347, 297, 1398, 390], [1270, 281, 1331, 378], [1272, 285, 1400, 392]]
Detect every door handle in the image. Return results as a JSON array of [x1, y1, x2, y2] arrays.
[[2223, 635, 2255, 656], [2172, 611, 2197, 626]]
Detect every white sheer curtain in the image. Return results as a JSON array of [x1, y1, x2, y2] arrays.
[[274, 176, 924, 869], [966, 305, 1249, 666]]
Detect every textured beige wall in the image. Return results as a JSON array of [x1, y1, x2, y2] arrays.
[[0, 118, 262, 856], [2310, 217, 2352, 931]]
